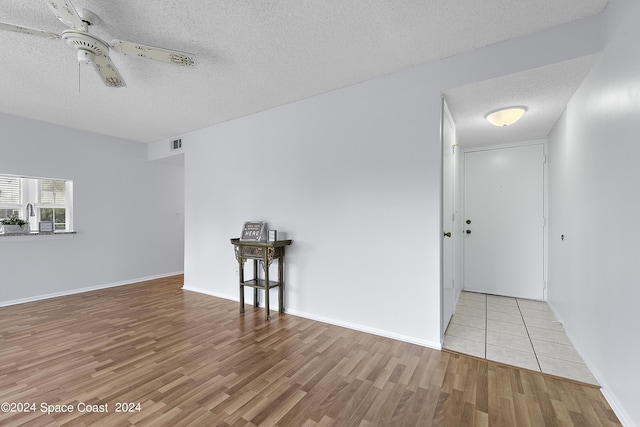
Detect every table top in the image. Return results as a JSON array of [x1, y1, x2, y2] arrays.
[[230, 238, 292, 248]]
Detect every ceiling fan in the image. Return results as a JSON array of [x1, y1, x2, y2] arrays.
[[0, 0, 197, 88]]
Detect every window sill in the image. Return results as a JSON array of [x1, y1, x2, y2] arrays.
[[0, 231, 76, 241]]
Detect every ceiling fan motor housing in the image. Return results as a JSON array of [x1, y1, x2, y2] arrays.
[[61, 30, 110, 62]]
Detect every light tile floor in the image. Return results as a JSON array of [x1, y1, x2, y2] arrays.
[[443, 291, 598, 385]]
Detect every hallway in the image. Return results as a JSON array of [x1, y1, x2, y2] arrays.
[[443, 291, 598, 385]]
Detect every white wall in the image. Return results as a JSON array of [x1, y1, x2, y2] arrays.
[[548, 0, 640, 425], [183, 66, 443, 346], [0, 113, 185, 305], [180, 10, 607, 348]]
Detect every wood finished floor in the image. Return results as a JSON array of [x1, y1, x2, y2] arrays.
[[0, 276, 620, 426]]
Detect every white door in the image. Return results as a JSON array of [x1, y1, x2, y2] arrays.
[[463, 144, 544, 300], [442, 105, 455, 331]]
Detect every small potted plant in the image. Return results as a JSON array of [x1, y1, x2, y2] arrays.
[[1, 213, 29, 234]]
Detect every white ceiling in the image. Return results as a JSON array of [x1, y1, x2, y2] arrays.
[[0, 0, 609, 144]]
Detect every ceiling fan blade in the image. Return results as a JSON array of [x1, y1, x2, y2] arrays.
[[44, 0, 85, 30], [111, 39, 197, 68], [0, 21, 60, 39], [91, 54, 126, 88]]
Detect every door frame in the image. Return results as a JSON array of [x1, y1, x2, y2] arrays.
[[440, 99, 463, 341], [460, 139, 549, 301]]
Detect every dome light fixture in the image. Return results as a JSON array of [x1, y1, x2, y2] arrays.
[[485, 106, 527, 127]]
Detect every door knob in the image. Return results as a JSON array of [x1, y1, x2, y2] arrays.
[[443, 232, 452, 237], [466, 220, 472, 224], [466, 230, 472, 234]]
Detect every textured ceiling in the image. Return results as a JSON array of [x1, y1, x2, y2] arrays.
[[0, 0, 609, 143], [445, 54, 601, 147]]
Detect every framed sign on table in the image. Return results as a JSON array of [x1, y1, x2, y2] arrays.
[[240, 221, 267, 241]]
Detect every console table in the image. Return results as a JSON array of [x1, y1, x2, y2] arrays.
[[231, 238, 292, 320]]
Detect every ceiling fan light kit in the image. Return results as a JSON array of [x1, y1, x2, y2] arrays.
[[1, 0, 197, 88]]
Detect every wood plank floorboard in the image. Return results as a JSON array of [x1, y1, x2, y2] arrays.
[[0, 276, 620, 426]]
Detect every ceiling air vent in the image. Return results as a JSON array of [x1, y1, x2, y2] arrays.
[[171, 138, 183, 150]]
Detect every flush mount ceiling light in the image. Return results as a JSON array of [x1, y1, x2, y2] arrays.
[[485, 106, 527, 127]]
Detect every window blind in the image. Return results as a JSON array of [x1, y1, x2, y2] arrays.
[[0, 176, 21, 204], [38, 179, 66, 205]]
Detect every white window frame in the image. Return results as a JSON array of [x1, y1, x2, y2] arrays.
[[35, 178, 71, 231], [0, 176, 22, 211], [0, 174, 73, 232]]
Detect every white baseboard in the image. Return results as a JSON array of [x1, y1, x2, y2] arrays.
[[546, 301, 636, 427], [0, 271, 184, 308], [182, 285, 238, 302], [601, 388, 636, 427], [183, 286, 442, 351], [286, 308, 442, 350]]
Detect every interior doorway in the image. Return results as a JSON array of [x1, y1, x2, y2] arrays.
[[440, 104, 547, 338]]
